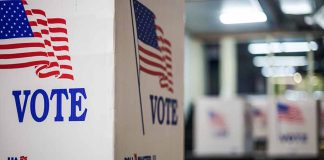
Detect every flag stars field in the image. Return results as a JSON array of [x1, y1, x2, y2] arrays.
[[0, 1, 32, 39]]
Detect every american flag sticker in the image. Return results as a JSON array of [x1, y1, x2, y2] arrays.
[[208, 111, 227, 136], [209, 111, 226, 129], [0, 0, 74, 80], [133, 0, 173, 93], [277, 102, 304, 123]]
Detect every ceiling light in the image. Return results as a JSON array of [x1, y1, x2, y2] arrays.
[[220, 0, 267, 24], [248, 41, 318, 54], [220, 11, 267, 24], [279, 0, 313, 15], [261, 66, 296, 77], [253, 56, 307, 67]]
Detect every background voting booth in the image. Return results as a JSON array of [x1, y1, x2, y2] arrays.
[[194, 97, 252, 157], [320, 100, 324, 138], [247, 95, 269, 141], [319, 100, 324, 151], [267, 97, 318, 158], [0, 0, 184, 159]]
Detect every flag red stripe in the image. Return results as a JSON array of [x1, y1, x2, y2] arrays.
[[165, 55, 171, 61], [0, 51, 47, 59], [161, 76, 173, 85], [59, 74, 74, 80], [32, 9, 46, 17], [37, 19, 48, 26], [29, 21, 37, 26], [53, 46, 69, 51], [49, 28, 67, 34], [47, 52, 55, 57], [56, 55, 71, 60], [48, 18, 66, 25], [51, 37, 68, 42], [60, 65, 73, 70], [157, 36, 171, 47], [167, 72, 173, 77], [140, 65, 163, 76], [41, 29, 49, 35], [22, 0, 28, 5], [0, 60, 48, 69], [33, 32, 42, 38], [166, 63, 172, 69], [160, 82, 169, 88], [159, 46, 171, 54], [35, 62, 59, 74], [0, 43, 45, 49], [159, 79, 173, 92], [25, 10, 32, 15], [44, 40, 51, 46], [155, 25, 164, 34], [160, 76, 173, 85], [38, 71, 60, 78], [35, 65, 48, 74], [164, 39, 171, 47]]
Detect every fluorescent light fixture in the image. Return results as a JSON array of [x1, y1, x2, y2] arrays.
[[279, 0, 313, 15], [248, 41, 318, 54], [220, 0, 267, 24], [282, 41, 318, 52], [220, 11, 267, 24], [253, 56, 307, 67], [261, 66, 296, 77]]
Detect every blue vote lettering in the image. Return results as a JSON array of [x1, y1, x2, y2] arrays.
[[150, 95, 178, 126], [12, 88, 87, 122]]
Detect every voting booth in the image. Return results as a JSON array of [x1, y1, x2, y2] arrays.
[[247, 95, 269, 140], [0, 0, 184, 159], [320, 100, 324, 140], [267, 97, 318, 158], [319, 100, 324, 152], [194, 97, 251, 157]]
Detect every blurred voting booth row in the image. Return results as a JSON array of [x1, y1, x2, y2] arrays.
[[193, 94, 322, 159]]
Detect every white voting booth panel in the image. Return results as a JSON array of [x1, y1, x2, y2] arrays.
[[115, 0, 184, 159], [268, 97, 318, 157], [194, 97, 249, 157], [0, 0, 184, 159], [247, 95, 269, 140], [320, 101, 324, 139]]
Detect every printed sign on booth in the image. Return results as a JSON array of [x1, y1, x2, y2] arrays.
[[268, 97, 318, 157], [194, 97, 249, 156]]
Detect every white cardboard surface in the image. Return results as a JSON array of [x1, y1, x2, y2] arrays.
[[194, 97, 247, 156], [247, 95, 269, 140]]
